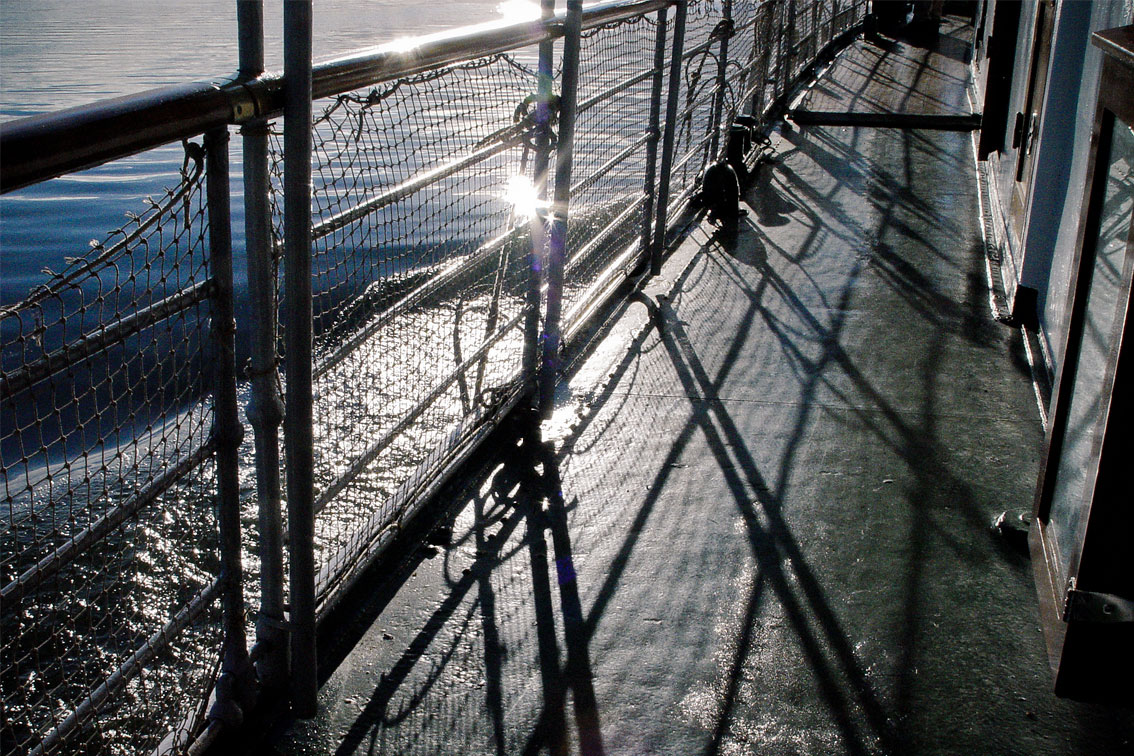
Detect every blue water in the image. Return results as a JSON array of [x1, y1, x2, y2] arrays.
[[0, 0, 513, 309], [0, 0, 534, 470]]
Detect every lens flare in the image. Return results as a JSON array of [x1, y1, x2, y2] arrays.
[[385, 36, 420, 54], [496, 0, 542, 23], [503, 175, 543, 217]]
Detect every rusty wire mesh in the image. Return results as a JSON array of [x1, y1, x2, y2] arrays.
[[1, 143, 225, 756]]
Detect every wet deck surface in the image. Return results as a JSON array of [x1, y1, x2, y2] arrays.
[[267, 19, 1134, 756], [796, 17, 975, 118]]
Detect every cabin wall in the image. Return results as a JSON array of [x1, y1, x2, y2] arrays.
[[1021, 0, 1094, 373], [978, 0, 1133, 382], [1027, 0, 1132, 375]]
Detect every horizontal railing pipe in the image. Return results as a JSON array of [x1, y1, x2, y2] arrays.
[[313, 384, 529, 616], [0, 82, 237, 193], [568, 131, 653, 196], [0, 442, 215, 607], [28, 579, 223, 756], [312, 309, 525, 517], [312, 225, 523, 380], [575, 65, 661, 115], [312, 129, 527, 240], [0, 279, 212, 399]]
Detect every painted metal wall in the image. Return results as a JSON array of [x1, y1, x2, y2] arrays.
[[978, 0, 1133, 380], [1026, 0, 1133, 374]]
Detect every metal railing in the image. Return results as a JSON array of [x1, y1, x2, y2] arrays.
[[0, 0, 865, 752]]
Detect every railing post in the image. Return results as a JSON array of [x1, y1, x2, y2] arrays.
[[238, 0, 288, 695], [524, 0, 557, 385], [811, 0, 821, 61], [639, 6, 669, 264], [283, 0, 318, 718], [779, 0, 792, 95], [204, 124, 257, 721], [650, 0, 687, 275], [707, 0, 733, 162], [750, 2, 773, 119], [538, 0, 583, 418]]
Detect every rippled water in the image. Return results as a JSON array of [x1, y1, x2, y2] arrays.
[[0, 0, 509, 305], [0, 1, 509, 118]]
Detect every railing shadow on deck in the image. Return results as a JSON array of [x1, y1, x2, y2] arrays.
[[271, 107, 1054, 755], [2, 1, 879, 753]]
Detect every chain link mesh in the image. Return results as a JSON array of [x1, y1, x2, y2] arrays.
[[1, 143, 225, 756]]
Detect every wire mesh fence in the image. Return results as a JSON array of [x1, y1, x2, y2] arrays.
[[267, 49, 550, 616], [1, 141, 230, 756], [1, 1, 869, 752], [560, 11, 663, 327]]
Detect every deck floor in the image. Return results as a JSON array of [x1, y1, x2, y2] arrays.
[[266, 19, 1134, 756]]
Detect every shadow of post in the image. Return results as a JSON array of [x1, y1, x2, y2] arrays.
[[650, 290, 901, 756], [515, 414, 605, 756]]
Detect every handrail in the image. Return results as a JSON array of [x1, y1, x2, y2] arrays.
[[0, 0, 672, 194], [0, 81, 234, 194]]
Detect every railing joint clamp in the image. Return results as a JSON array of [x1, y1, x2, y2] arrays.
[[257, 612, 292, 632]]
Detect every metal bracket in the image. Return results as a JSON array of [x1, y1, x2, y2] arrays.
[[219, 78, 265, 124], [1063, 580, 1134, 624]]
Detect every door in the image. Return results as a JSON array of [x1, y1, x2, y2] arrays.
[[1008, 0, 1056, 246], [1031, 26, 1134, 704], [977, 0, 1021, 160]]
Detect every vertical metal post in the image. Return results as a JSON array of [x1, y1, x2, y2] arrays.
[[523, 0, 557, 384], [773, 0, 783, 96], [538, 0, 583, 419], [750, 3, 772, 119], [638, 6, 669, 265], [650, 0, 687, 275], [204, 124, 256, 717], [707, 0, 733, 161], [785, 0, 797, 91], [811, 0, 821, 61], [748, 5, 762, 117], [238, 0, 288, 694], [238, 0, 264, 78], [283, 0, 317, 719]]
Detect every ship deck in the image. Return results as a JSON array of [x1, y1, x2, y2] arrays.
[[265, 18, 1134, 755]]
